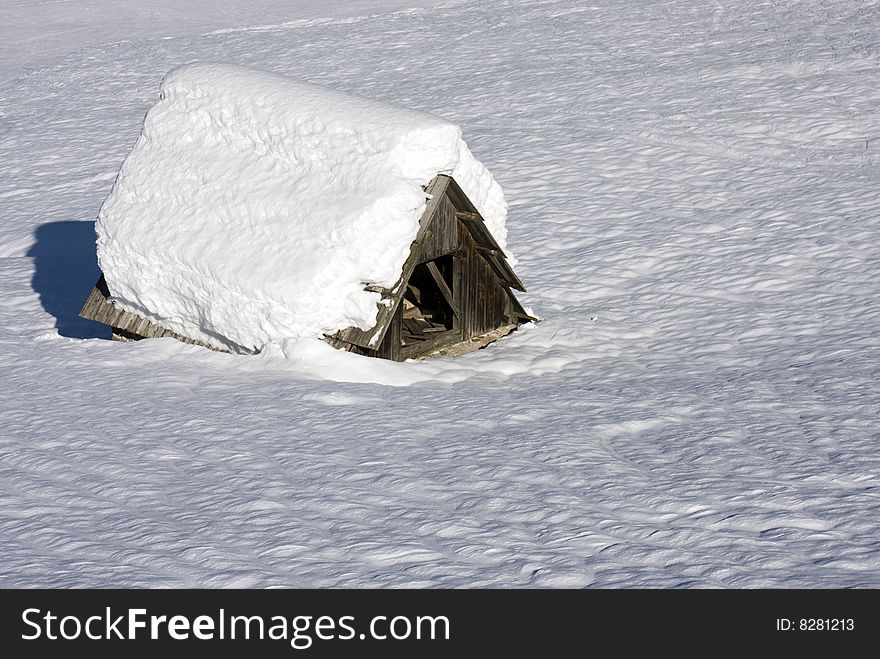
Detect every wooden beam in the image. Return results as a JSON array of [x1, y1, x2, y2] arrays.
[[512, 311, 539, 322], [362, 283, 393, 296], [79, 275, 243, 353], [447, 179, 526, 293], [402, 317, 425, 337], [426, 261, 460, 317], [400, 329, 460, 360]]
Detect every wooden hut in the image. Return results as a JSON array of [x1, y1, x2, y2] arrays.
[[81, 174, 533, 360]]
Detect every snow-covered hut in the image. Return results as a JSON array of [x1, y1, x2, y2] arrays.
[[80, 63, 533, 360]]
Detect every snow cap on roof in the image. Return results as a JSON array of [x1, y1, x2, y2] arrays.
[[96, 62, 508, 352]]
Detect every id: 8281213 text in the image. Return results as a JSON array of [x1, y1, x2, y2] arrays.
[[776, 618, 854, 631]]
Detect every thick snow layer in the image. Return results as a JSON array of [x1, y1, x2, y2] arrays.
[[2, 0, 880, 587], [96, 62, 507, 352]]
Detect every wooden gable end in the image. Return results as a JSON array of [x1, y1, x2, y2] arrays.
[[327, 175, 533, 361], [327, 175, 452, 351]]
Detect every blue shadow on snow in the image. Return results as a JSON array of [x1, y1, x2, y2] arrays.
[[27, 220, 111, 339]]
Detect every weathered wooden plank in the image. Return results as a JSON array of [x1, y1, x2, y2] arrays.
[[445, 178, 480, 215], [425, 260, 460, 317], [465, 223, 478, 337], [461, 232, 511, 335], [80, 275, 241, 352], [455, 215, 495, 247], [429, 324, 519, 358], [481, 262, 489, 333], [375, 300, 402, 361], [451, 247, 465, 342], [363, 284, 393, 296], [399, 329, 461, 360], [403, 317, 425, 337], [485, 252, 526, 293], [504, 287, 536, 321], [419, 193, 458, 263]]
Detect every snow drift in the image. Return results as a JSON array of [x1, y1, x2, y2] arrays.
[[95, 62, 508, 353]]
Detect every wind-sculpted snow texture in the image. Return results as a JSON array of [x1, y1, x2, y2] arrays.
[[0, 0, 878, 587]]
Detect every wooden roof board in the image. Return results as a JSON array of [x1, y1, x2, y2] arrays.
[[79, 275, 228, 351]]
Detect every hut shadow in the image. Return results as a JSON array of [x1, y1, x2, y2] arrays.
[[27, 220, 111, 339]]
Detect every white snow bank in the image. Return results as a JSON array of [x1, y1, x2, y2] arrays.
[[96, 62, 508, 352]]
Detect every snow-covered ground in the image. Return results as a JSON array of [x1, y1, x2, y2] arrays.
[[1, 0, 878, 587], [0, 0, 461, 83]]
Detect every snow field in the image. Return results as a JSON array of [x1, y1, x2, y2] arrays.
[[0, 0, 877, 586]]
